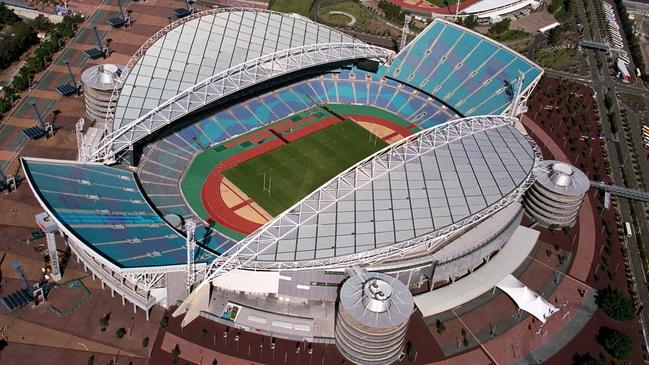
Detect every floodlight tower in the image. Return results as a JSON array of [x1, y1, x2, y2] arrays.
[[509, 71, 526, 120], [35, 212, 62, 281], [75, 118, 86, 161], [400, 14, 412, 52], [185, 219, 197, 297]]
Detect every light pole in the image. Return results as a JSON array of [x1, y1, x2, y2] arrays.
[[117, 0, 125, 19], [93, 26, 103, 53], [64, 59, 76, 88], [30, 100, 45, 128]]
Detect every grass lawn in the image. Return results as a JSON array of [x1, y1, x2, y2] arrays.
[[268, 0, 314, 16], [223, 119, 388, 216], [534, 47, 580, 70], [317, 1, 401, 38]]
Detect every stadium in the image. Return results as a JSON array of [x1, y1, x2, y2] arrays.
[[21, 8, 550, 364]]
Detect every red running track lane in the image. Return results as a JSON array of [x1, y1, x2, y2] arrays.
[[224, 116, 316, 148], [201, 115, 416, 235]]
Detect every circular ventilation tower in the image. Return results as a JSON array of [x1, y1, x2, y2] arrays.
[[335, 272, 413, 365], [524, 160, 590, 228], [81, 64, 124, 128]]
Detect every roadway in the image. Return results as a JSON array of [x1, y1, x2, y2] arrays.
[[570, 0, 649, 347]]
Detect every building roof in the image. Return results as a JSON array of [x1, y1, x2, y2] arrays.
[[462, 0, 539, 15], [210, 115, 542, 272], [535, 160, 590, 197], [81, 64, 124, 91], [339, 272, 413, 329]]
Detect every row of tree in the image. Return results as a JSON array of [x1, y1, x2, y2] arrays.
[[0, 13, 82, 116], [0, 21, 39, 70]]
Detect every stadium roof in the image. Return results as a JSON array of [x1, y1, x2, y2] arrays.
[[21, 157, 218, 270], [91, 8, 392, 161], [203, 115, 543, 276], [387, 19, 543, 117]]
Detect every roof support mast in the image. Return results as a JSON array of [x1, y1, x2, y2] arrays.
[[185, 219, 196, 297]]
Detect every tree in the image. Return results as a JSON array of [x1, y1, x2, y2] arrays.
[[462, 15, 478, 30], [171, 344, 181, 363], [571, 353, 602, 365], [199, 328, 207, 340], [435, 319, 446, 334], [31, 14, 52, 32], [0, 3, 21, 25], [548, 27, 561, 45], [405, 341, 417, 361], [115, 327, 127, 339], [142, 337, 150, 348], [597, 287, 635, 321], [87, 355, 95, 365], [596, 327, 632, 360], [99, 313, 110, 331], [160, 316, 169, 329], [488, 18, 511, 35]]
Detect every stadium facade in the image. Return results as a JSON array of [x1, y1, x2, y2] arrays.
[[22, 8, 552, 362]]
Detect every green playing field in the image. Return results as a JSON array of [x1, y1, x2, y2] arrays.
[[222, 119, 388, 216]]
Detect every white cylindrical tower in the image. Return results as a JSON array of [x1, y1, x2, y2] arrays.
[[335, 272, 413, 365], [524, 160, 590, 228], [81, 64, 124, 129]]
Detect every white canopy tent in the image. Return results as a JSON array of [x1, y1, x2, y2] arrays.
[[496, 274, 559, 323]]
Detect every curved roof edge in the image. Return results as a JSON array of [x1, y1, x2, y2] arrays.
[[91, 42, 393, 161], [200, 115, 544, 279], [20, 156, 212, 274]]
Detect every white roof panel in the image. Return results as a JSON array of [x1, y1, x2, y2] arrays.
[[111, 9, 358, 133]]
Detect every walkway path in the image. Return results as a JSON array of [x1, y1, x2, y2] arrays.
[[328, 11, 356, 26], [161, 332, 263, 365], [0, 313, 142, 357]]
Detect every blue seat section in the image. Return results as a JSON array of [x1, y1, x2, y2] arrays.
[[284, 80, 318, 105], [353, 80, 369, 104], [197, 117, 229, 144], [390, 21, 446, 79], [321, 79, 338, 103], [337, 79, 355, 104], [282, 89, 311, 111], [263, 93, 293, 117], [305, 79, 328, 103], [22, 159, 190, 268], [374, 84, 396, 107], [152, 149, 188, 173], [176, 124, 204, 150], [158, 139, 194, 160], [408, 26, 464, 88], [386, 19, 542, 117], [246, 98, 277, 122], [214, 111, 246, 137], [229, 105, 261, 129], [164, 133, 198, 154], [433, 35, 483, 99]]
